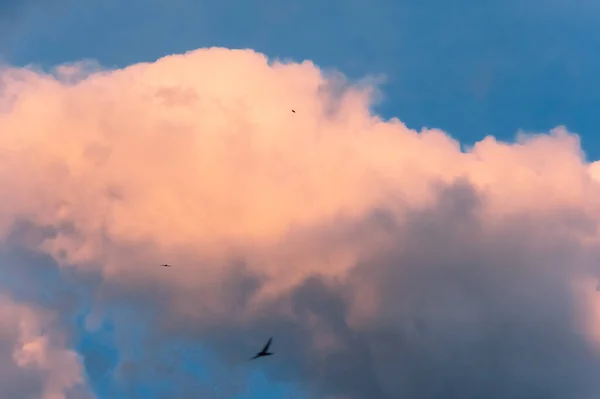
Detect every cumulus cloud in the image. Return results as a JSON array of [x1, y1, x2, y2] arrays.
[[0, 292, 92, 399], [2, 47, 600, 398]]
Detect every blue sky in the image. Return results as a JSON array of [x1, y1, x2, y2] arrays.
[[1, 0, 599, 397]]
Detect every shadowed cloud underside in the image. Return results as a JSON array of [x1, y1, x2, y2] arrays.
[[1, 47, 600, 398]]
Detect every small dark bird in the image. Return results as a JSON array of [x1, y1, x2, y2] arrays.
[[160, 264, 172, 267], [250, 337, 274, 360], [291, 109, 295, 113]]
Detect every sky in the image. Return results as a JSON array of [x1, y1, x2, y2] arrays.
[[2, 1, 600, 398]]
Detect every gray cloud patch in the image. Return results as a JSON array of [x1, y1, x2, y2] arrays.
[[156, 179, 600, 399], [3, 178, 600, 398]]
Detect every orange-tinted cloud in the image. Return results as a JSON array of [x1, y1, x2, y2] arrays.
[[2, 47, 600, 398]]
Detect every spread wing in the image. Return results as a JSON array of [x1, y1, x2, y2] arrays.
[[261, 337, 273, 352]]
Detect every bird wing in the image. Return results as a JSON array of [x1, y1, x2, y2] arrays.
[[261, 337, 273, 352]]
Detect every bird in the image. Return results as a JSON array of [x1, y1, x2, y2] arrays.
[[160, 264, 172, 267], [291, 109, 295, 113], [250, 337, 274, 360]]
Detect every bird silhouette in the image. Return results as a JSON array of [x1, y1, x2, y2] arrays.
[[291, 109, 295, 113], [160, 264, 172, 267], [250, 337, 274, 360]]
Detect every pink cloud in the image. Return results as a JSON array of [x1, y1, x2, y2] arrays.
[[1, 47, 600, 397], [0, 294, 91, 399]]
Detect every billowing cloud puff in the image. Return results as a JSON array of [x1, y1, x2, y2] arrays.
[[2, 47, 600, 398], [0, 293, 91, 399]]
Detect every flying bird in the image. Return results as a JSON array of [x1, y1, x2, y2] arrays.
[[160, 264, 172, 267], [291, 109, 295, 113], [250, 337, 274, 360]]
